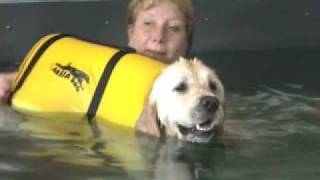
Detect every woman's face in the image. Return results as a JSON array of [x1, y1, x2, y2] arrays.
[[128, 0, 188, 63]]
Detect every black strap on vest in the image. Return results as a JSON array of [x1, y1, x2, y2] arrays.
[[86, 47, 135, 122], [8, 34, 70, 105]]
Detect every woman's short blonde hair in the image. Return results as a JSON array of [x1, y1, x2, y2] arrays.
[[127, 0, 195, 52]]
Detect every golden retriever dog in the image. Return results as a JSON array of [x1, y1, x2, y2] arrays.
[[136, 57, 225, 143]]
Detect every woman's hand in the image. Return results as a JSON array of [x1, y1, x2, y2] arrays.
[[0, 72, 16, 104]]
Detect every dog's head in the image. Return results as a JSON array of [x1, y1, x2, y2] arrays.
[[136, 57, 225, 143]]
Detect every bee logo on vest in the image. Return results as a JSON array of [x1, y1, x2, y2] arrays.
[[52, 63, 90, 92]]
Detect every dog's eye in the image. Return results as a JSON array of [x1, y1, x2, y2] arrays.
[[174, 82, 187, 93], [209, 81, 217, 92]]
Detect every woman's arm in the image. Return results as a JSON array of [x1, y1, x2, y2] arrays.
[[0, 72, 17, 104]]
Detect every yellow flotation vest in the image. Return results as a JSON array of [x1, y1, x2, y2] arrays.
[[10, 34, 166, 128]]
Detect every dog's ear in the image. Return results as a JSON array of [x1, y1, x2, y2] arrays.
[[135, 103, 161, 137]]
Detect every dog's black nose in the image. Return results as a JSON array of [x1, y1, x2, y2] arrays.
[[200, 96, 219, 112]]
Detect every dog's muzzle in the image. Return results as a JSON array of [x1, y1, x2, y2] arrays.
[[177, 95, 220, 139]]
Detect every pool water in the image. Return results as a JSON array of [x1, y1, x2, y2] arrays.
[[1, 49, 320, 180]]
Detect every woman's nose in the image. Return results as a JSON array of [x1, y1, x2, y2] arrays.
[[150, 26, 166, 44]]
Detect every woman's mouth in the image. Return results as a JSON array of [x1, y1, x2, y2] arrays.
[[145, 50, 166, 60]]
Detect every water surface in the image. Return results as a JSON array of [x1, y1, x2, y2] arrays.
[[1, 49, 320, 179]]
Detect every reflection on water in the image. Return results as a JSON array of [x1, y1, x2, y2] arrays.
[[223, 84, 320, 180], [1, 83, 320, 180], [0, 106, 225, 180]]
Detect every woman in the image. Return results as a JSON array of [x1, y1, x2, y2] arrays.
[[0, 0, 195, 104], [127, 0, 194, 63]]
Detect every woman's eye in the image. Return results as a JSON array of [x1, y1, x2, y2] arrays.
[[143, 21, 153, 26], [169, 25, 181, 32]]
